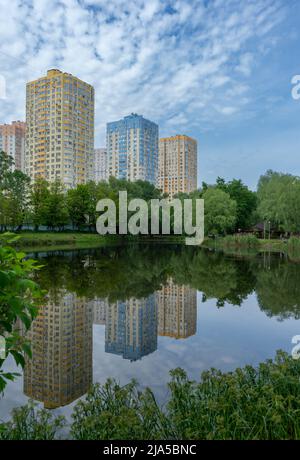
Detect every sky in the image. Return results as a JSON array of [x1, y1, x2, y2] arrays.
[[0, 0, 299, 189]]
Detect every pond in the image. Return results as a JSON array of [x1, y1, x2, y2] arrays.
[[1, 243, 300, 422]]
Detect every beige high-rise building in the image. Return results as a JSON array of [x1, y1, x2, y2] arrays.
[[25, 69, 94, 188], [0, 121, 26, 172], [158, 135, 197, 198]]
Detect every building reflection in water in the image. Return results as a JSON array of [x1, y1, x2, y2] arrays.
[[92, 298, 107, 325], [23, 291, 93, 409], [105, 295, 157, 361], [21, 278, 196, 408], [156, 278, 197, 339]]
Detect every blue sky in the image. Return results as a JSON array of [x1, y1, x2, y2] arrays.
[[0, 0, 299, 189]]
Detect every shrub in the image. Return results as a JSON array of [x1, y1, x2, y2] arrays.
[[2, 351, 300, 440], [0, 402, 65, 440], [222, 234, 259, 249], [0, 233, 43, 391]]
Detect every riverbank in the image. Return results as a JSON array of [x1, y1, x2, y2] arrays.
[[6, 232, 119, 252], [3, 231, 185, 252], [202, 235, 300, 259], [3, 231, 300, 259]]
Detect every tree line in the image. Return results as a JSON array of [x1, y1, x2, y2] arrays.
[[1, 150, 300, 235]]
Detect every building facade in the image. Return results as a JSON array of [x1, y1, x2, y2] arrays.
[[158, 135, 197, 198], [94, 148, 107, 183], [107, 113, 158, 184], [25, 69, 94, 188], [0, 121, 26, 171]]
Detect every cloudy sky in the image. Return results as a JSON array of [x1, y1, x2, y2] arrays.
[[0, 0, 299, 188]]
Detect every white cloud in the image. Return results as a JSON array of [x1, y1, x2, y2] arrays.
[[0, 0, 286, 144]]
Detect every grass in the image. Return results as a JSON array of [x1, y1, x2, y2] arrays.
[[1, 231, 185, 252], [1, 351, 300, 440], [202, 235, 300, 259], [3, 231, 300, 258], [5, 231, 119, 252]]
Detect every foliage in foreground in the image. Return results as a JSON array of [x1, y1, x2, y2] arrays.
[[1, 351, 300, 440], [0, 233, 43, 391], [0, 403, 65, 440]]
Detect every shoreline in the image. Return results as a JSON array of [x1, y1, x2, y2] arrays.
[[2, 231, 300, 259]]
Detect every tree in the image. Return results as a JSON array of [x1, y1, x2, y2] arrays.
[[257, 170, 300, 233], [44, 181, 69, 230], [5, 171, 31, 230], [216, 177, 257, 230], [67, 184, 91, 229], [0, 151, 31, 230], [30, 179, 51, 230], [202, 187, 237, 235], [0, 151, 14, 191]]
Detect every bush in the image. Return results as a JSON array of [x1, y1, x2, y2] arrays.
[[288, 237, 300, 253], [0, 402, 65, 440], [222, 234, 259, 249], [0, 233, 43, 391], [71, 350, 300, 440], [2, 351, 300, 440]]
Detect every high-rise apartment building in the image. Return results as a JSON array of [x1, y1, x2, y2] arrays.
[[158, 135, 197, 198], [107, 113, 158, 184], [0, 121, 26, 171], [25, 69, 94, 188], [94, 148, 107, 183]]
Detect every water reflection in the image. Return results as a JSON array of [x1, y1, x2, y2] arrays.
[[157, 278, 197, 339], [16, 244, 300, 409], [23, 292, 93, 409], [105, 296, 157, 361]]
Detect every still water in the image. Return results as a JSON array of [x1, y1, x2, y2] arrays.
[[1, 243, 300, 421]]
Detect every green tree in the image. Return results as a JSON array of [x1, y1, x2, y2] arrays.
[[202, 187, 237, 235], [257, 170, 300, 233], [30, 178, 50, 230], [0, 233, 43, 392], [67, 184, 91, 229], [44, 181, 69, 230], [0, 152, 31, 230], [0, 151, 14, 190], [5, 171, 31, 230], [216, 177, 257, 230]]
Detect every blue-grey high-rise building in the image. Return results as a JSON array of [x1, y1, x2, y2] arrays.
[[106, 113, 158, 184]]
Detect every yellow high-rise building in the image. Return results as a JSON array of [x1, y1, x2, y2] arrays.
[[158, 134, 197, 198], [25, 69, 94, 188]]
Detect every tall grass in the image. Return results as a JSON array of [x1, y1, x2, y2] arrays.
[[288, 237, 300, 260], [222, 234, 259, 249], [0, 403, 65, 440], [1, 351, 300, 440]]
